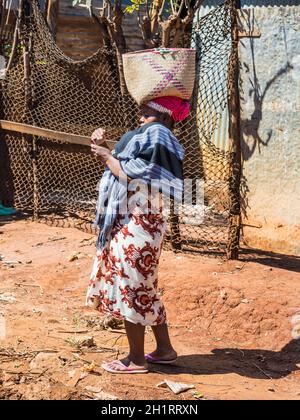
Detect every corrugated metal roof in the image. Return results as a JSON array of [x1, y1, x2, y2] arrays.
[[200, 0, 300, 9], [240, 0, 299, 5], [194, 0, 300, 152], [192, 5, 232, 152]]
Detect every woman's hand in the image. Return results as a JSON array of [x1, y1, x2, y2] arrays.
[[91, 144, 128, 181], [91, 128, 106, 146], [91, 144, 112, 164]]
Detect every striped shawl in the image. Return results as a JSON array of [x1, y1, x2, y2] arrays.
[[94, 122, 184, 250]]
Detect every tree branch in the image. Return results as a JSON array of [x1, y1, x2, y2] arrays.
[[146, 0, 150, 19], [158, 0, 166, 21], [7, 0, 22, 72], [193, 0, 205, 13], [90, 11, 111, 47], [0, 0, 8, 46], [160, 15, 177, 47], [177, 0, 186, 17], [170, 0, 175, 15], [138, 14, 157, 48], [150, 0, 163, 34]]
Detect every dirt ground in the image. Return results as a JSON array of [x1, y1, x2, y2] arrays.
[[0, 218, 299, 400]]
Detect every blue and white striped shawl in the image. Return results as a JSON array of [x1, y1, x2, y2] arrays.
[[95, 122, 184, 250]]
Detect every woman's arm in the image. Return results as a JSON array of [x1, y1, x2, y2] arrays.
[[90, 127, 129, 181], [106, 155, 128, 182], [91, 144, 128, 182]]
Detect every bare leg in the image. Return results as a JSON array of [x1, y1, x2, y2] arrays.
[[149, 323, 177, 360], [119, 320, 147, 367], [101, 320, 149, 373]]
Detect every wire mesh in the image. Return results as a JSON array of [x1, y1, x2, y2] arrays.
[[0, 0, 239, 256]]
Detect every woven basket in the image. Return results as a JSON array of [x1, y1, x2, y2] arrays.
[[122, 48, 196, 105]]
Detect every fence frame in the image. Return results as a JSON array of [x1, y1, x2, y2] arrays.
[[0, 0, 243, 259]]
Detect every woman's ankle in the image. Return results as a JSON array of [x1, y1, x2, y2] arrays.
[[149, 347, 177, 358], [127, 354, 147, 367]]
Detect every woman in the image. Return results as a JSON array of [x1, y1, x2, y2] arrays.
[[87, 96, 189, 374]]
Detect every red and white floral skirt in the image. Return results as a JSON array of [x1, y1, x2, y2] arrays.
[[86, 203, 167, 326]]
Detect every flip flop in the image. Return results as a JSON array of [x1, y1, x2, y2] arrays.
[[145, 354, 178, 365], [101, 359, 149, 374]]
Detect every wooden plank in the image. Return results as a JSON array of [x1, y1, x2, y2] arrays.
[[0, 120, 116, 150], [57, 21, 101, 33], [56, 43, 100, 52], [56, 13, 103, 59], [58, 15, 95, 26], [238, 30, 261, 38], [56, 38, 101, 47], [57, 32, 102, 41]]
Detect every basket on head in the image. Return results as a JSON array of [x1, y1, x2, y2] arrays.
[[122, 48, 196, 105]]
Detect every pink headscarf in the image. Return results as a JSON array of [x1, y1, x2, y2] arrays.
[[147, 96, 190, 122]]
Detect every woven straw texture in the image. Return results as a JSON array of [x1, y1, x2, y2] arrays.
[[122, 48, 196, 105]]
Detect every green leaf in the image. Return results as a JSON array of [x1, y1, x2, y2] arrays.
[[124, 0, 148, 14], [124, 6, 135, 14]]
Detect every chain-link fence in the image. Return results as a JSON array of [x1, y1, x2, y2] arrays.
[[0, 0, 240, 257]]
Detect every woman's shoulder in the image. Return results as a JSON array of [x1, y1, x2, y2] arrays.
[[143, 122, 178, 140], [144, 123, 184, 159]]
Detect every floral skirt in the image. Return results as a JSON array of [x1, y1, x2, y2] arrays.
[[86, 204, 167, 326]]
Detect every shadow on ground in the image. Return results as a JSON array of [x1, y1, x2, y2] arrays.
[[149, 339, 300, 380], [239, 247, 300, 274]]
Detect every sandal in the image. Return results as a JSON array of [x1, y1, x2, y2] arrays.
[[101, 359, 149, 374], [145, 354, 178, 365]]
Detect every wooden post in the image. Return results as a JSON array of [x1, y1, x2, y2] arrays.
[[46, 0, 59, 40], [170, 199, 182, 251], [22, 4, 39, 220], [32, 135, 39, 221], [23, 46, 32, 109], [227, 1, 242, 260]]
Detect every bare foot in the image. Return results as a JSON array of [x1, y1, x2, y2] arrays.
[[121, 356, 148, 369], [101, 358, 148, 374], [147, 349, 177, 362]]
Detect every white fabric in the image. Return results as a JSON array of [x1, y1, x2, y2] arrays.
[[147, 101, 173, 117]]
